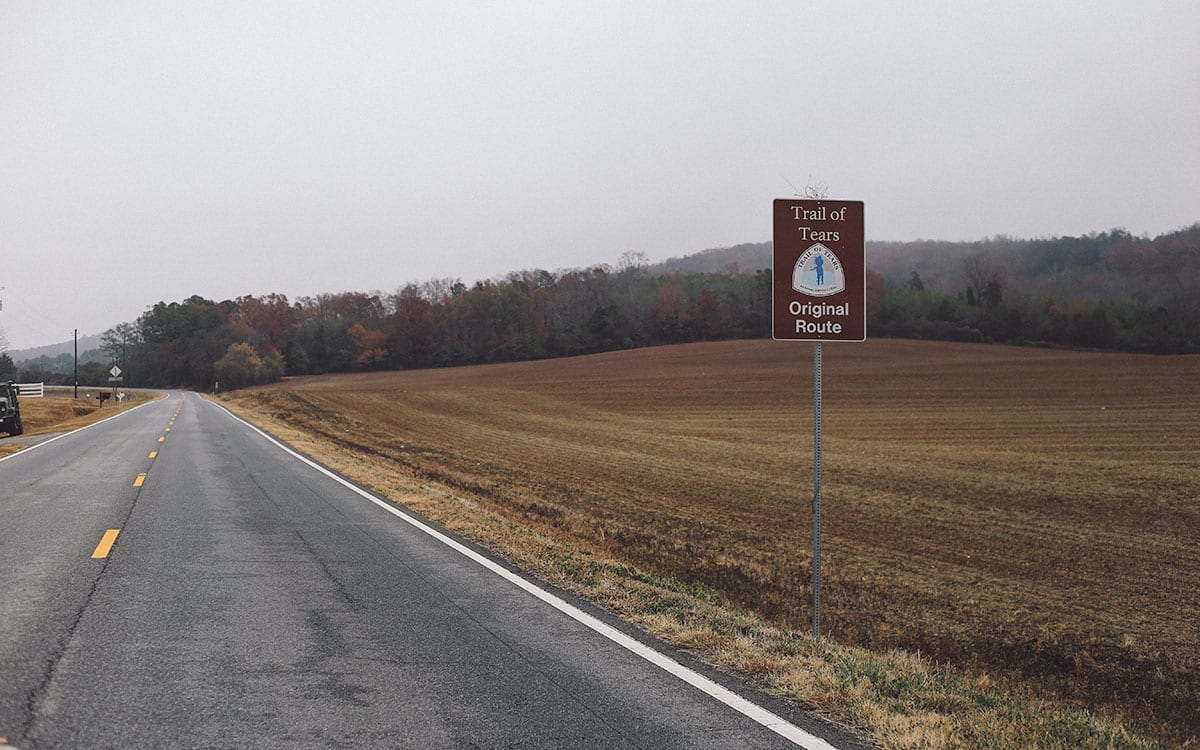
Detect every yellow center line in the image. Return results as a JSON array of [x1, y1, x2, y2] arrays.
[[91, 529, 120, 559], [158, 436, 165, 443], [133, 474, 146, 487], [149, 451, 158, 459]]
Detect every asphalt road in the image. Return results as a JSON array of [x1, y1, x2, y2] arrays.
[[0, 393, 864, 749]]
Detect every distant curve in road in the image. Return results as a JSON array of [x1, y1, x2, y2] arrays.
[[0, 392, 864, 749]]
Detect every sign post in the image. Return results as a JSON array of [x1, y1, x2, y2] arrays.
[[772, 198, 865, 639], [108, 365, 123, 399]]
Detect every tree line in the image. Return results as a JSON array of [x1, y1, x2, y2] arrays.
[[44, 259, 771, 389], [6, 225, 1195, 389], [869, 225, 1200, 353]]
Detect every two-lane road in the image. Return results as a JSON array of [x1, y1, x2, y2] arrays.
[[0, 393, 861, 749]]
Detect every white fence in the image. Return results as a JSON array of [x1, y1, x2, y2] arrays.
[[16, 382, 44, 398]]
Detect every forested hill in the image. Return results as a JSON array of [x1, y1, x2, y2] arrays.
[[656, 224, 1200, 309], [4, 224, 1196, 389], [7, 333, 105, 364], [650, 242, 771, 276], [651, 223, 1200, 354], [868, 225, 1200, 307], [864, 225, 1200, 353]]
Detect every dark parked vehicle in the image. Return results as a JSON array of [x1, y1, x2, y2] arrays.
[[1, 381, 23, 436]]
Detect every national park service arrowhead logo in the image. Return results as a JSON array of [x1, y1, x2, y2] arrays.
[[791, 243, 846, 297]]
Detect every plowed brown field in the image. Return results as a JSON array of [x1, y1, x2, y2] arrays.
[[227, 339, 1199, 744]]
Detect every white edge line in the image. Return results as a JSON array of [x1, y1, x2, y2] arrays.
[[206, 397, 840, 750], [0, 396, 161, 464]]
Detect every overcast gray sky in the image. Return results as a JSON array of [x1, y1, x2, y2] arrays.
[[2, 1, 1197, 350]]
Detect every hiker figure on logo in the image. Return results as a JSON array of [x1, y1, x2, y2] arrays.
[[791, 243, 845, 297]]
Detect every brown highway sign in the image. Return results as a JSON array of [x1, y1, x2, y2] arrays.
[[772, 199, 866, 342]]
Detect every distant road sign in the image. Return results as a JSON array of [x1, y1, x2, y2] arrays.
[[772, 199, 866, 341], [110, 365, 123, 378]]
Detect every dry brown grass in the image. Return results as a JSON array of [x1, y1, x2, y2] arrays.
[[221, 339, 1199, 748]]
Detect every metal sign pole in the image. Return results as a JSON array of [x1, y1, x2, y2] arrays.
[[771, 197, 864, 643], [813, 341, 823, 640]]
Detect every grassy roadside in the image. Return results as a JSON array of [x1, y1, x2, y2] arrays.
[[213, 391, 1168, 750], [0, 391, 163, 457]]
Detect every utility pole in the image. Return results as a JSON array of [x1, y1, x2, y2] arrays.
[[74, 329, 79, 399]]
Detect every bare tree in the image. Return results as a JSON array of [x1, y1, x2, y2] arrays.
[[101, 322, 140, 366], [963, 252, 1007, 307], [617, 251, 648, 276]]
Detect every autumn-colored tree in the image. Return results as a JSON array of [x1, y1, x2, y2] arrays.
[[651, 281, 689, 343], [387, 294, 437, 368], [214, 343, 264, 390], [691, 288, 730, 340], [346, 322, 388, 369], [234, 293, 303, 356]]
